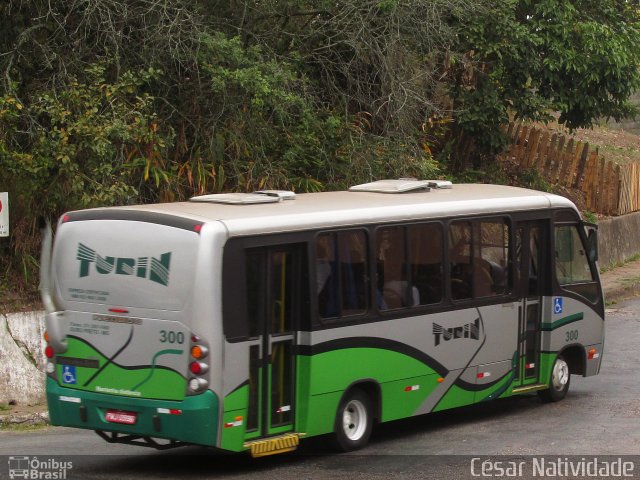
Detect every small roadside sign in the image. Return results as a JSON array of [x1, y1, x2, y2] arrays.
[[0, 192, 8, 237]]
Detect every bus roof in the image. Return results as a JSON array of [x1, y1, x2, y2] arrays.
[[70, 184, 577, 236]]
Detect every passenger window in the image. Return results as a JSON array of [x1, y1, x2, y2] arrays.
[[340, 231, 368, 315], [317, 231, 369, 319], [376, 227, 411, 309], [317, 234, 338, 318], [555, 225, 594, 284], [450, 219, 510, 300], [409, 224, 443, 305], [476, 221, 510, 297], [449, 222, 472, 300]]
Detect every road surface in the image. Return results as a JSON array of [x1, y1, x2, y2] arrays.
[[1, 299, 640, 479]]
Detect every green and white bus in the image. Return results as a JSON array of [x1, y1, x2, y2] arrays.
[[41, 179, 604, 456]]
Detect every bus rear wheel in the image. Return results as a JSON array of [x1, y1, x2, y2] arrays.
[[333, 388, 373, 452], [538, 355, 570, 402]]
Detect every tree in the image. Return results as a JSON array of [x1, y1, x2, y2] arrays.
[[2, 0, 640, 293], [448, 0, 640, 164]]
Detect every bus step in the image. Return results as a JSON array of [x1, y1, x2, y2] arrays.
[[244, 433, 304, 458], [512, 383, 548, 394]]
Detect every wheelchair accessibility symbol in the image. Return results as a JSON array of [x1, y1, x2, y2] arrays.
[[554, 297, 563, 315], [62, 365, 77, 384]]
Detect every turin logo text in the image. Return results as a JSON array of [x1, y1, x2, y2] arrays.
[[433, 318, 480, 346], [76, 243, 172, 286]]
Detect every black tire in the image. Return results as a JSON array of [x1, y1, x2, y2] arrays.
[[538, 355, 571, 402], [332, 388, 373, 452]]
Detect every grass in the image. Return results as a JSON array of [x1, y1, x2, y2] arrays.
[[620, 275, 640, 289], [0, 422, 49, 432], [600, 252, 640, 273], [539, 120, 640, 166], [594, 141, 640, 166]]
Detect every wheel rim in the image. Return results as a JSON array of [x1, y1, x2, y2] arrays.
[[342, 399, 367, 441], [551, 358, 569, 391]]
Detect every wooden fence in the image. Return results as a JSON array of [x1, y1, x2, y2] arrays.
[[499, 122, 640, 216]]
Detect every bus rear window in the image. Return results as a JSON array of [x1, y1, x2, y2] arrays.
[[54, 221, 199, 311]]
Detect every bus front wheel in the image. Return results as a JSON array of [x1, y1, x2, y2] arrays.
[[333, 388, 373, 451], [538, 355, 570, 402]]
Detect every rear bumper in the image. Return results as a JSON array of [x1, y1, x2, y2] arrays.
[[46, 378, 219, 447]]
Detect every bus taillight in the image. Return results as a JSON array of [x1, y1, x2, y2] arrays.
[[188, 332, 210, 394], [43, 331, 56, 376], [191, 345, 208, 359], [189, 361, 208, 375]]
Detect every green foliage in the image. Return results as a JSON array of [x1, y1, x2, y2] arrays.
[[3, 64, 173, 210], [0, 64, 173, 291], [516, 169, 551, 193], [2, 0, 640, 294], [448, 0, 640, 161], [582, 210, 598, 224], [196, 33, 337, 192], [450, 163, 508, 185]]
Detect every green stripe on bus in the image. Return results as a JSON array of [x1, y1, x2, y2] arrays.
[[132, 348, 184, 390], [541, 312, 584, 331]]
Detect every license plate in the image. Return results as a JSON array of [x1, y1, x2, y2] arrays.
[[105, 410, 137, 425]]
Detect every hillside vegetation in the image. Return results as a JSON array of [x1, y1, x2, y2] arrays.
[[1, 0, 640, 297]]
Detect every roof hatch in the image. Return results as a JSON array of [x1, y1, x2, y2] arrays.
[[189, 190, 296, 205], [349, 179, 452, 193]]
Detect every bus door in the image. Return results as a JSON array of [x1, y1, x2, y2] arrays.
[[245, 245, 305, 439], [514, 221, 547, 388]]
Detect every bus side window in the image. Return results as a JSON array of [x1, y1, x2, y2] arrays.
[[340, 231, 368, 315], [317, 234, 339, 318], [376, 227, 411, 309], [450, 219, 510, 300], [475, 220, 510, 297], [409, 223, 443, 305], [317, 230, 369, 319], [449, 222, 473, 300]]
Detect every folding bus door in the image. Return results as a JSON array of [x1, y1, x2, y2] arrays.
[[513, 221, 547, 388], [244, 245, 304, 439]]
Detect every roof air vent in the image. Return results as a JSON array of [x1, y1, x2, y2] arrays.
[[255, 190, 297, 200], [189, 190, 296, 205], [349, 179, 431, 193], [427, 180, 452, 189]]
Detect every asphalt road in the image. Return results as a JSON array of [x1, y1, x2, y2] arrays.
[[1, 299, 640, 479]]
